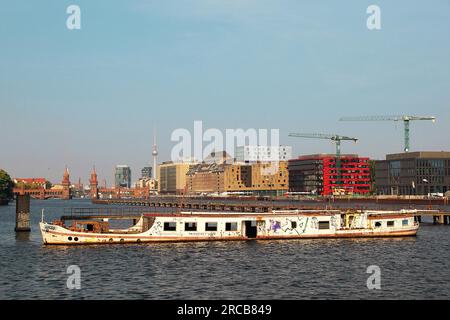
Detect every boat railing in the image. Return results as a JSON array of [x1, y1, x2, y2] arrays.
[[62, 207, 163, 217]]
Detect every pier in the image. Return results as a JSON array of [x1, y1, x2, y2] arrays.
[[86, 197, 450, 225], [431, 214, 450, 225], [91, 196, 450, 212]]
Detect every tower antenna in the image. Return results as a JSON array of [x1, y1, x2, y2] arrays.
[[152, 128, 158, 180]]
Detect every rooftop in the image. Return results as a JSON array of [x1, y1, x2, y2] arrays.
[[385, 151, 450, 160], [14, 178, 47, 184], [290, 154, 363, 161]]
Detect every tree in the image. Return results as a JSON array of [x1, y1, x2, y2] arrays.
[[0, 169, 13, 200], [45, 180, 52, 189]]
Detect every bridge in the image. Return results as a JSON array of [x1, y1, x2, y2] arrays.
[[13, 187, 70, 200]]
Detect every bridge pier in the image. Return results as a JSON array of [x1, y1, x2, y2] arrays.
[[15, 195, 31, 232], [433, 215, 445, 225]]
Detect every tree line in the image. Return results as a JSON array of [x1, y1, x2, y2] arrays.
[[0, 169, 13, 202]]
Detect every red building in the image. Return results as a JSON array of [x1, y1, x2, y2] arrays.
[[13, 178, 47, 188], [288, 154, 371, 195]]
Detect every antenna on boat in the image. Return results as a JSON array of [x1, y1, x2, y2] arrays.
[[41, 209, 45, 223]]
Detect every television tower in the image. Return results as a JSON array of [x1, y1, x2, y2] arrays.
[[152, 129, 158, 180]]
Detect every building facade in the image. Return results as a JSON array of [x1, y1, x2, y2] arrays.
[[135, 178, 157, 192], [235, 145, 292, 163], [141, 167, 152, 179], [157, 161, 195, 194], [114, 165, 131, 188], [375, 151, 450, 195], [288, 154, 371, 195], [186, 162, 226, 194], [187, 161, 289, 196]]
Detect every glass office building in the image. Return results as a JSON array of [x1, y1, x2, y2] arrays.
[[375, 152, 450, 195], [141, 167, 152, 179], [115, 165, 131, 188]]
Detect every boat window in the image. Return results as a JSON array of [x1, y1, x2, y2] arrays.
[[375, 221, 382, 228], [164, 222, 177, 231], [185, 222, 197, 231], [205, 222, 217, 231], [318, 221, 330, 230], [387, 221, 395, 227], [402, 219, 409, 226], [291, 221, 297, 229], [225, 222, 238, 231]]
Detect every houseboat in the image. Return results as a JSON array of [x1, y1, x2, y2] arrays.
[[39, 209, 419, 245]]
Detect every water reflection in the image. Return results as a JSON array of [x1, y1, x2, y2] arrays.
[[15, 231, 31, 242], [0, 199, 449, 299]]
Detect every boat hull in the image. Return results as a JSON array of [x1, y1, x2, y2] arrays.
[[40, 221, 419, 245]]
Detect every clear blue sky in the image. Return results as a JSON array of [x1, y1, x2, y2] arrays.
[[1, 0, 449, 184]]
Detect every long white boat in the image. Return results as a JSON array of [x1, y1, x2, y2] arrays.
[[39, 209, 419, 245]]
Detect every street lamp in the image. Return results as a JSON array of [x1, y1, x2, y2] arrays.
[[423, 179, 429, 195], [423, 179, 431, 207], [408, 181, 417, 207]]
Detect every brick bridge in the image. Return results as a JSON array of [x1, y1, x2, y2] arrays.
[[13, 168, 71, 200]]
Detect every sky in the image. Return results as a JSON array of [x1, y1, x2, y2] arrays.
[[1, 0, 449, 185]]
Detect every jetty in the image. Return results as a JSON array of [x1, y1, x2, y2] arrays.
[[89, 196, 450, 224]]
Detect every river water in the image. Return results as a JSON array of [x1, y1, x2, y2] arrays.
[[0, 199, 449, 299]]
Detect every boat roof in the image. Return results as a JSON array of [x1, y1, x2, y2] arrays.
[[365, 209, 417, 215], [143, 210, 339, 218], [141, 209, 416, 219]]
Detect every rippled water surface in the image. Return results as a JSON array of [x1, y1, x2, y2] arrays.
[[0, 199, 449, 299]]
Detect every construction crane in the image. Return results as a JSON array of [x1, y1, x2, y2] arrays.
[[288, 133, 358, 187], [339, 115, 436, 152]]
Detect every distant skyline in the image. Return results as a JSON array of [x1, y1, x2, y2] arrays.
[[1, 1, 449, 184]]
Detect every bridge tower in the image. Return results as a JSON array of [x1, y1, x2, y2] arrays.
[[89, 167, 99, 199], [62, 167, 71, 200]]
